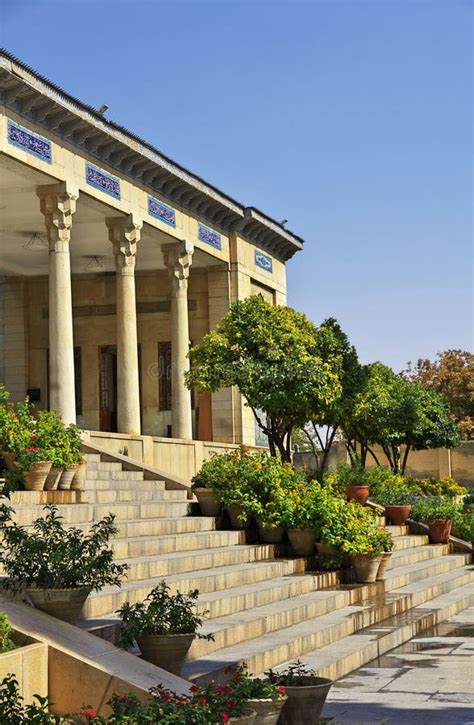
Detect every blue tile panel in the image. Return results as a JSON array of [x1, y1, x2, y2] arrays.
[[85, 162, 121, 200], [255, 250, 273, 273], [7, 120, 52, 163], [198, 223, 221, 250], [148, 196, 176, 227]]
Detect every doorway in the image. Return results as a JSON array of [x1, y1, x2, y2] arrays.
[[99, 346, 117, 432]]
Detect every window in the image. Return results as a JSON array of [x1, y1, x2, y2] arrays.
[[158, 341, 172, 411]]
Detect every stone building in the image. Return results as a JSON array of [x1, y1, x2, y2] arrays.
[[0, 49, 303, 449]]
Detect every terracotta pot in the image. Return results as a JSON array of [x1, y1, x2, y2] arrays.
[[247, 696, 286, 725], [385, 505, 412, 525], [26, 587, 90, 624], [58, 464, 79, 490], [44, 466, 62, 491], [1, 451, 17, 471], [71, 460, 87, 491], [352, 553, 383, 583], [428, 519, 453, 544], [24, 461, 52, 491], [315, 542, 337, 557], [257, 519, 284, 543], [376, 551, 392, 581], [346, 484, 369, 505], [279, 678, 333, 724], [193, 488, 221, 516], [288, 529, 316, 556], [136, 632, 195, 675], [227, 504, 251, 530], [229, 711, 257, 724]]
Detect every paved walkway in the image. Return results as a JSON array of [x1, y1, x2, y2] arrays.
[[322, 606, 474, 725]]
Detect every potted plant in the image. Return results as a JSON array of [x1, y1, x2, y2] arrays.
[[0, 504, 127, 624], [223, 664, 287, 725], [371, 483, 418, 525], [337, 463, 370, 505], [463, 492, 474, 514], [280, 481, 324, 556], [117, 580, 213, 675], [58, 424, 84, 490], [16, 444, 52, 491], [152, 684, 257, 724], [411, 496, 461, 544], [338, 506, 386, 583], [191, 452, 227, 516], [265, 661, 333, 724], [373, 528, 394, 581]]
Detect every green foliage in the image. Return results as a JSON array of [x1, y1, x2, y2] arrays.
[[186, 296, 343, 460], [370, 484, 419, 507], [0, 675, 60, 724], [0, 613, 16, 653], [464, 492, 474, 507], [405, 476, 467, 498], [453, 513, 474, 542], [410, 496, 461, 523], [265, 660, 322, 686], [222, 664, 286, 701], [0, 505, 127, 593], [117, 580, 212, 648], [279, 479, 341, 536]]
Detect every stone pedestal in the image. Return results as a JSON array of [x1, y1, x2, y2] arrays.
[[37, 182, 78, 425], [106, 214, 142, 435], [163, 242, 193, 440]]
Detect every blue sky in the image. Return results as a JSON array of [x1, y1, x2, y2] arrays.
[[1, 0, 472, 371]]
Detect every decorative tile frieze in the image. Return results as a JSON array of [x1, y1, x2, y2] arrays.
[[7, 119, 52, 163], [85, 162, 121, 200], [198, 223, 221, 250], [148, 196, 176, 227], [255, 249, 273, 273]]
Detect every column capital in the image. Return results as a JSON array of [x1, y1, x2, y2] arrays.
[[106, 213, 143, 275], [163, 240, 194, 289], [37, 182, 79, 252]]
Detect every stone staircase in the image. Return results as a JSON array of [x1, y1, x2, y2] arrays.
[[5, 449, 474, 690]]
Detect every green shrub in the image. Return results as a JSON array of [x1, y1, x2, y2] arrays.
[[0, 613, 15, 653], [371, 484, 419, 507], [410, 496, 461, 523], [406, 476, 467, 498], [0, 505, 127, 594], [453, 513, 474, 542], [0, 675, 60, 724], [117, 580, 212, 649]]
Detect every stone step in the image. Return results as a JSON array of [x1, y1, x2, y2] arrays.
[[388, 543, 450, 569], [11, 500, 192, 526], [85, 461, 124, 471], [274, 579, 474, 684], [20, 515, 218, 538], [85, 469, 145, 481], [391, 534, 429, 550], [111, 529, 247, 559], [183, 566, 474, 682], [83, 559, 308, 619], [384, 552, 472, 591], [384, 525, 409, 536], [83, 453, 102, 463], [80, 488, 189, 504], [82, 479, 166, 492]]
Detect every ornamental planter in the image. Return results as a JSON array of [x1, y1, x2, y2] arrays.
[[227, 504, 251, 530], [71, 460, 87, 491], [384, 505, 412, 526], [352, 553, 383, 583], [346, 484, 370, 505], [288, 529, 316, 556], [247, 696, 286, 725], [26, 587, 90, 624], [58, 464, 79, 490], [44, 466, 62, 491], [315, 542, 337, 557], [24, 461, 52, 491], [193, 488, 221, 516], [229, 710, 257, 724], [257, 520, 284, 544], [278, 678, 333, 724], [136, 632, 195, 675], [428, 519, 453, 544], [376, 552, 392, 581]]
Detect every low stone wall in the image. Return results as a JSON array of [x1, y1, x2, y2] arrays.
[[294, 440, 474, 487]]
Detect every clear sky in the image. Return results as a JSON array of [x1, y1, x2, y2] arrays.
[[1, 0, 472, 372]]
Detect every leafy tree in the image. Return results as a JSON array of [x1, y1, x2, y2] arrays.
[[403, 350, 474, 440], [185, 295, 342, 461], [304, 318, 363, 480], [342, 363, 460, 473]]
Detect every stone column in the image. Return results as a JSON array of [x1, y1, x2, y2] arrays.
[[163, 241, 194, 440], [106, 214, 143, 435], [37, 182, 78, 425]]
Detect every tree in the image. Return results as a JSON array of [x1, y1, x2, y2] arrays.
[[304, 318, 363, 480], [342, 362, 460, 473], [185, 295, 343, 461], [403, 350, 474, 440]]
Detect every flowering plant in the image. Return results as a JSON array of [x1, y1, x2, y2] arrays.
[[410, 496, 461, 523], [265, 660, 323, 686], [222, 663, 286, 701]]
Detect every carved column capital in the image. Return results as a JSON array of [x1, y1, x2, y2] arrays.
[[36, 182, 79, 252], [106, 214, 143, 275], [163, 241, 194, 290]]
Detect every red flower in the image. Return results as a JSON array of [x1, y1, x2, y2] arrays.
[[226, 699, 238, 710], [26, 446, 39, 452], [278, 685, 287, 694], [198, 696, 207, 705], [216, 685, 232, 695], [30, 434, 38, 440], [82, 709, 97, 720], [190, 685, 200, 694], [232, 672, 242, 682], [221, 713, 230, 724]]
